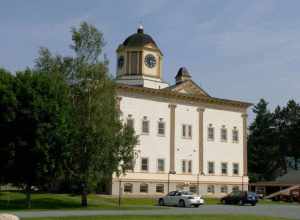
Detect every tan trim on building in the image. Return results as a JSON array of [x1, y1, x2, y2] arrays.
[[242, 113, 248, 176], [197, 107, 205, 174], [168, 103, 177, 172], [117, 84, 252, 111], [112, 178, 246, 185]]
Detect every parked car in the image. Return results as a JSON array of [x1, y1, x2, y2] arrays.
[[220, 191, 258, 206], [158, 190, 204, 207]]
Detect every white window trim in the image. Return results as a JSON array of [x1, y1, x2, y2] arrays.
[[141, 118, 150, 135], [141, 157, 149, 172], [207, 125, 215, 141], [157, 120, 166, 137], [157, 158, 165, 172]]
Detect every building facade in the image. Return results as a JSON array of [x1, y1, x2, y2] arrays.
[[112, 26, 251, 197]]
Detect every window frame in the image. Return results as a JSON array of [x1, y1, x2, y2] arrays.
[[140, 183, 148, 193], [233, 163, 239, 176], [156, 184, 164, 193], [126, 117, 134, 130], [232, 127, 239, 143], [124, 183, 133, 193], [221, 162, 228, 175], [207, 124, 214, 141], [221, 125, 228, 142], [157, 120, 165, 136], [141, 117, 150, 134], [207, 185, 215, 193], [157, 158, 165, 172], [141, 157, 149, 172], [208, 161, 215, 175]]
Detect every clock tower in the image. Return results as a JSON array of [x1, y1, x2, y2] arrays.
[[116, 25, 169, 89]]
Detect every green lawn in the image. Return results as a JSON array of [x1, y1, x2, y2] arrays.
[[0, 192, 297, 211], [0, 192, 158, 210], [23, 215, 289, 220]]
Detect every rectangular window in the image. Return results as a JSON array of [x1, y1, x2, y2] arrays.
[[221, 126, 227, 142], [207, 185, 215, 193], [208, 125, 214, 141], [232, 186, 239, 192], [182, 125, 186, 137], [140, 183, 148, 193], [156, 184, 164, 193], [221, 162, 228, 175], [221, 185, 228, 193], [142, 119, 149, 134], [208, 161, 215, 174], [188, 160, 192, 173], [188, 125, 192, 138], [141, 158, 148, 171], [157, 159, 165, 172], [182, 160, 186, 173], [232, 128, 239, 142], [158, 121, 165, 135], [124, 183, 133, 193], [189, 185, 197, 194], [182, 124, 192, 138], [127, 118, 134, 129], [233, 163, 239, 175]]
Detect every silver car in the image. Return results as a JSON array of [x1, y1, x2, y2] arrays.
[[158, 190, 204, 207]]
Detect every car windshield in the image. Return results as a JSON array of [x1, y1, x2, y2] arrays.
[[180, 191, 193, 195], [247, 192, 257, 196]]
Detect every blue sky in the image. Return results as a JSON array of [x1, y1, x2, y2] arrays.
[[1, 0, 300, 119]]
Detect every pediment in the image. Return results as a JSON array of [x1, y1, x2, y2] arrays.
[[168, 80, 209, 97]]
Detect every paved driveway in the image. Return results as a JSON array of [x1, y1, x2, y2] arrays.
[[5, 205, 300, 219]]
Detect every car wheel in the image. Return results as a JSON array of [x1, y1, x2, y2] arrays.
[[179, 199, 185, 208], [194, 204, 200, 208], [251, 202, 256, 206], [239, 200, 244, 206], [158, 198, 165, 206]]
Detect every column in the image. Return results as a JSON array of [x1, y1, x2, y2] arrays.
[[242, 113, 248, 176], [197, 107, 205, 174], [168, 104, 177, 172]]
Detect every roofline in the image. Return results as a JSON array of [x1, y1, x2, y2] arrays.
[[116, 83, 253, 109]]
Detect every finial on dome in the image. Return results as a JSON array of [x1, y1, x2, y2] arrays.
[[137, 23, 144, 33]]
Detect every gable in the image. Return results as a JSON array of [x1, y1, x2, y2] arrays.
[[168, 80, 210, 97]]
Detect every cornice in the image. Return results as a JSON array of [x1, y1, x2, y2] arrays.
[[116, 84, 252, 110]]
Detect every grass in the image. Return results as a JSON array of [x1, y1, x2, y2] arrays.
[[23, 215, 289, 220], [0, 192, 158, 211], [0, 192, 298, 211]]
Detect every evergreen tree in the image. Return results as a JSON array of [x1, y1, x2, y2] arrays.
[[248, 99, 280, 181]]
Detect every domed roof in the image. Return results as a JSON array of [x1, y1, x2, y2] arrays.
[[123, 26, 158, 48]]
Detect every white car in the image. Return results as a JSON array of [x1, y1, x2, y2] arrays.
[[158, 191, 204, 207]]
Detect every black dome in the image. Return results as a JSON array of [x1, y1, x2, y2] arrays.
[[123, 27, 158, 48]]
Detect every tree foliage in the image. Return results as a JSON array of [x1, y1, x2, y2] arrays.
[[0, 22, 137, 208], [248, 99, 300, 182]]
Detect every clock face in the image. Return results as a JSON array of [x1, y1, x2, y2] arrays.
[[117, 56, 124, 69], [144, 54, 156, 68]]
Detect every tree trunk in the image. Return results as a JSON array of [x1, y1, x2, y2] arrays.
[[25, 184, 31, 209], [81, 183, 88, 207]]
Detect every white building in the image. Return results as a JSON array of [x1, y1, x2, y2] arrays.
[[112, 26, 251, 197]]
